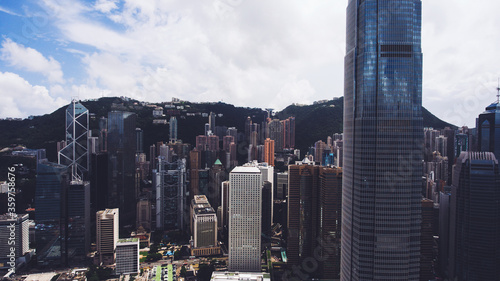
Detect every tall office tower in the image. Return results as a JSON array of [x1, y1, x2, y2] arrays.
[[227, 127, 238, 140], [136, 198, 151, 231], [96, 208, 119, 265], [66, 181, 90, 265], [205, 123, 211, 135], [245, 117, 252, 143], [261, 181, 272, 238], [260, 120, 268, 144], [209, 159, 225, 210], [169, 116, 178, 142], [58, 100, 89, 181], [342, 0, 423, 280], [149, 144, 156, 174], [276, 172, 288, 200], [287, 164, 343, 279], [189, 149, 201, 201], [250, 131, 258, 147], [190, 195, 219, 256], [448, 152, 500, 280], [0, 214, 29, 265], [319, 167, 343, 279], [441, 127, 456, 184], [223, 136, 235, 152], [287, 164, 319, 273], [207, 135, 219, 151], [99, 117, 108, 152], [335, 140, 344, 167], [229, 142, 237, 168], [438, 187, 451, 277], [327, 136, 333, 148], [228, 166, 262, 272], [156, 141, 164, 156], [314, 140, 327, 164], [264, 138, 275, 166], [455, 133, 469, 157], [477, 93, 500, 160], [215, 126, 228, 142], [107, 111, 137, 228], [424, 128, 440, 160], [159, 144, 171, 161], [268, 119, 284, 152], [89, 152, 107, 243], [135, 128, 143, 153], [115, 238, 139, 275], [435, 135, 448, 158], [35, 161, 69, 267], [154, 157, 187, 231], [282, 117, 296, 149], [209, 112, 216, 133], [196, 135, 208, 151], [420, 198, 434, 281]]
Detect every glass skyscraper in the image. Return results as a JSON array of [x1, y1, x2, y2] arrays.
[[342, 0, 423, 280]]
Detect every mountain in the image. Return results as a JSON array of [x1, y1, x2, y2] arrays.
[[276, 97, 457, 153], [0, 97, 455, 162]]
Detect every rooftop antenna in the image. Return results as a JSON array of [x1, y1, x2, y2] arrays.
[[497, 78, 500, 103]]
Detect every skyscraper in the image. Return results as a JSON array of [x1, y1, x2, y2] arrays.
[[264, 138, 275, 166], [136, 128, 144, 153], [268, 119, 283, 153], [107, 111, 137, 228], [342, 0, 423, 280], [35, 161, 69, 267], [115, 238, 139, 275], [58, 100, 89, 181], [477, 92, 500, 160], [228, 166, 261, 272], [170, 116, 178, 142], [448, 152, 500, 280], [154, 157, 187, 231], [96, 208, 119, 265]]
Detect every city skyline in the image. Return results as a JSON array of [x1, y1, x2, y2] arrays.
[[0, 0, 498, 128]]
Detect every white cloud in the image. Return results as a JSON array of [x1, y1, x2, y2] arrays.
[[422, 0, 500, 126], [94, 0, 118, 14], [5, 0, 497, 126], [0, 72, 67, 118], [0, 38, 64, 83], [34, 0, 342, 111]]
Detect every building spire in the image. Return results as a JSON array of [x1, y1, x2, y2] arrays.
[[497, 78, 500, 103]]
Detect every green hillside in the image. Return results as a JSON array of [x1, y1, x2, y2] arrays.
[[0, 97, 455, 162]]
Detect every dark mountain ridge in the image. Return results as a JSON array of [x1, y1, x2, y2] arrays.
[[0, 97, 455, 162]]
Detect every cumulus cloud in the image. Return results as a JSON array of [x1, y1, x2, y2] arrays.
[[0, 38, 64, 83], [36, 0, 343, 111], [0, 72, 67, 118], [4, 0, 497, 125]]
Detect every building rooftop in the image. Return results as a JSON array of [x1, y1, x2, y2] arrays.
[[117, 238, 139, 243], [194, 207, 216, 215], [211, 272, 270, 281], [0, 213, 28, 222], [193, 195, 209, 204], [231, 166, 260, 174]]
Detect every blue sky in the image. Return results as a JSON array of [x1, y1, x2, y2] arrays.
[[0, 0, 499, 128]]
